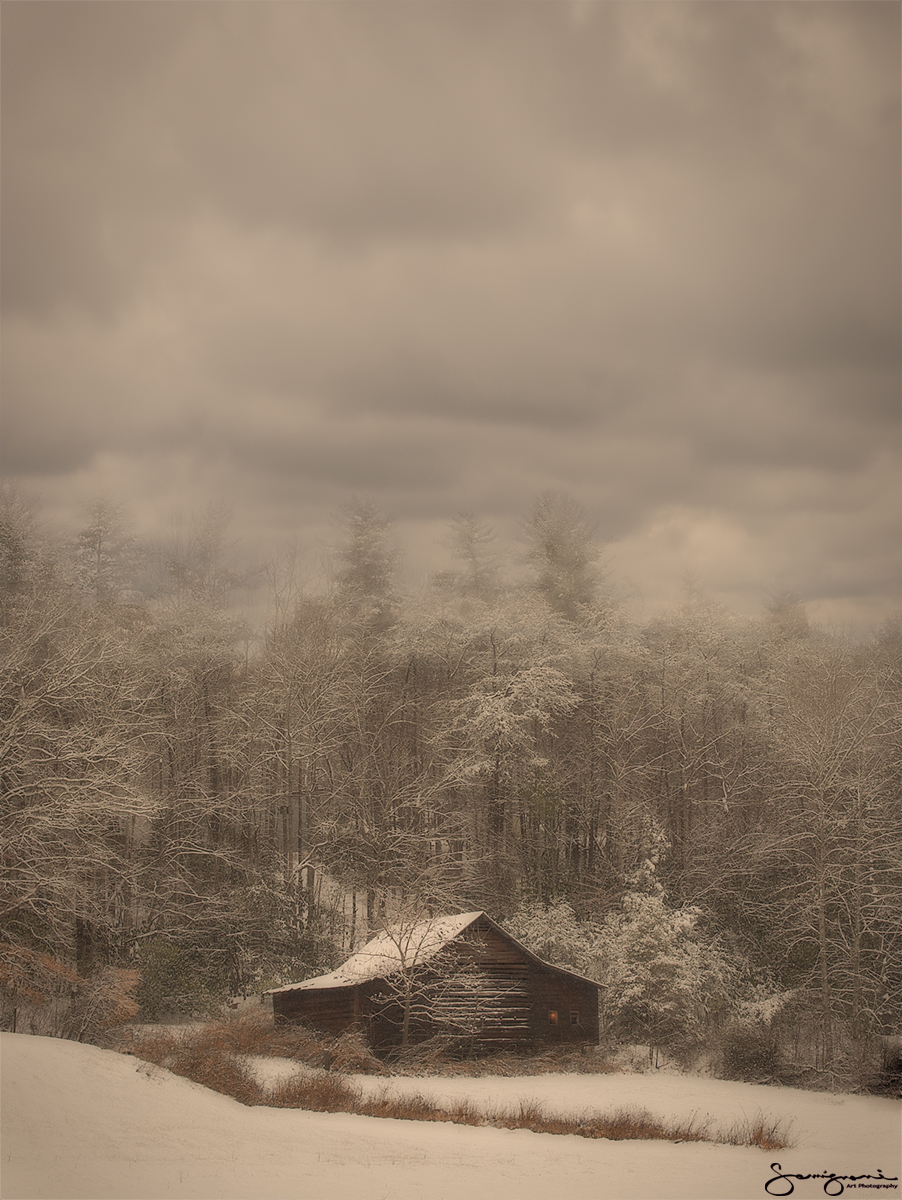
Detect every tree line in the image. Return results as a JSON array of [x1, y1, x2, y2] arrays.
[[1, 488, 899, 1076]]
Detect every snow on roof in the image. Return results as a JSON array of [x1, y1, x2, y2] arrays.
[[268, 911, 484, 994]]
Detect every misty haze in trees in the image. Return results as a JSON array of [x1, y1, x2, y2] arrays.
[[1, 485, 899, 1085], [522, 492, 601, 621]]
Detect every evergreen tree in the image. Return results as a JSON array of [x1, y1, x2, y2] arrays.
[[597, 844, 740, 1059], [522, 491, 600, 621], [334, 498, 398, 629]]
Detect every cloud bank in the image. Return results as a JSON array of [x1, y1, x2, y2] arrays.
[[2, 1, 899, 629]]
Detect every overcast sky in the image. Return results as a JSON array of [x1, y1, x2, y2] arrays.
[[2, 1, 899, 629]]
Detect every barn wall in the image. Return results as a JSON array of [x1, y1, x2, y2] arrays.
[[272, 984, 358, 1036], [526, 967, 600, 1044], [451, 920, 532, 1046], [430, 918, 600, 1049]]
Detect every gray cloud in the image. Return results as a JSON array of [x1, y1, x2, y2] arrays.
[[1, 0, 898, 631]]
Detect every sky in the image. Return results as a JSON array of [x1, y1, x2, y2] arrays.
[[4, 1031, 901, 1200], [2, 1, 900, 631]]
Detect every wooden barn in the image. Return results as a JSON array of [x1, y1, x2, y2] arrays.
[[267, 911, 600, 1053]]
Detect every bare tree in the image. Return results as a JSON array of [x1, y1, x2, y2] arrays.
[[0, 576, 158, 970], [362, 909, 497, 1052]]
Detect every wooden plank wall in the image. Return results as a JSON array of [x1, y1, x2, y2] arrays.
[[273, 984, 358, 1035]]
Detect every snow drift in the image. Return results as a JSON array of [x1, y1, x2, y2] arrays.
[[1, 1032, 899, 1200]]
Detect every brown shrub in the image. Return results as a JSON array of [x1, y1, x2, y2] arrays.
[[197, 1009, 276, 1056], [167, 1041, 263, 1107], [527, 1047, 621, 1076], [268, 1072, 358, 1112], [720, 1113, 794, 1150], [126, 1024, 262, 1106], [717, 1022, 784, 1083], [329, 1027, 389, 1075], [123, 1029, 792, 1151], [190, 1010, 337, 1068], [269, 1024, 336, 1068], [0, 943, 79, 1015], [359, 1091, 446, 1122], [127, 1029, 181, 1066]]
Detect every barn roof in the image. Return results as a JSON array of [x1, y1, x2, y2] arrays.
[[267, 911, 482, 994], [267, 910, 600, 995]]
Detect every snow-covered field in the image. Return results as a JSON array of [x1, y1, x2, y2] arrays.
[[2, 1033, 899, 1200]]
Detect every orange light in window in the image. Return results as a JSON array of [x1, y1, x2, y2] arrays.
[[548, 1010, 558, 1024]]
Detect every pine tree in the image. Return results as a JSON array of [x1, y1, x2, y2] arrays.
[[522, 491, 600, 621]]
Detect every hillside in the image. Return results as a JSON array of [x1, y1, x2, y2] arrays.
[[2, 1033, 899, 1200]]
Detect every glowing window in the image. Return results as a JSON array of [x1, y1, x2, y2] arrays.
[[548, 1010, 558, 1024]]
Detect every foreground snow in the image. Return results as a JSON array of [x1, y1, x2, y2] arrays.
[[1, 1033, 899, 1200]]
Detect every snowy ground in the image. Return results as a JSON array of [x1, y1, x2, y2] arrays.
[[2, 1033, 899, 1200]]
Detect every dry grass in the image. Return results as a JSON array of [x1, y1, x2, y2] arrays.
[[124, 1010, 387, 1074], [720, 1113, 796, 1151], [122, 1025, 263, 1105], [358, 1091, 447, 1122], [268, 1072, 358, 1112], [123, 1016, 793, 1150], [574, 1106, 710, 1143], [257, 1076, 688, 1141], [120, 1028, 181, 1065], [327, 1027, 388, 1075], [188, 1009, 334, 1065], [167, 1043, 264, 1106], [402, 1044, 622, 1077]]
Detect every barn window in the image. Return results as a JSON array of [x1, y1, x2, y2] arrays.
[[570, 1011, 579, 1026], [548, 1009, 558, 1024]]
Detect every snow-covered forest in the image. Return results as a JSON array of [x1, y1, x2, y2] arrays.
[[2, 488, 899, 1085]]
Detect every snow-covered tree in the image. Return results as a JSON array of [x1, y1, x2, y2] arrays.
[[333, 497, 398, 629], [596, 840, 740, 1058], [522, 491, 601, 621], [502, 898, 602, 977], [442, 512, 500, 599], [154, 503, 259, 608], [71, 497, 143, 605], [0, 557, 158, 970], [746, 634, 902, 1062], [441, 594, 580, 904]]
